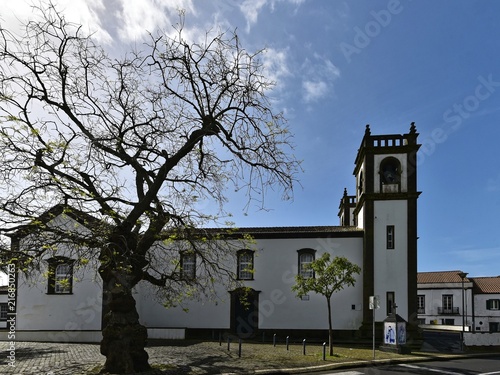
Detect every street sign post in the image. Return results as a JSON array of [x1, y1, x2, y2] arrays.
[[369, 295, 379, 359]]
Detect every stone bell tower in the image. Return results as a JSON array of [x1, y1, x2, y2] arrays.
[[352, 123, 420, 336]]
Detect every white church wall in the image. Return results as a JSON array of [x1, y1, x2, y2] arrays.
[[135, 282, 231, 329], [357, 207, 365, 230], [13, 214, 103, 340], [136, 236, 364, 331], [373, 200, 409, 322], [16, 262, 102, 333]]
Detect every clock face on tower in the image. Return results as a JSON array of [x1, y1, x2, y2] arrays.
[[381, 157, 401, 184]]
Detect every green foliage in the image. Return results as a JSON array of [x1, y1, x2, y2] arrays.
[[292, 253, 361, 356], [237, 286, 255, 311], [291, 253, 361, 299]]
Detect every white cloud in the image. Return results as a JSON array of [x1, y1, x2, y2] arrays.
[[302, 80, 328, 103], [240, 0, 268, 32], [116, 0, 194, 41], [261, 48, 291, 88], [239, 0, 305, 33], [2, 0, 112, 43], [300, 54, 340, 103]]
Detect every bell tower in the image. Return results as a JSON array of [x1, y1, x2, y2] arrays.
[[353, 123, 420, 335]]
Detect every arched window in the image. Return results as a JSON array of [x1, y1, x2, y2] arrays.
[[180, 251, 196, 280], [297, 249, 316, 279], [237, 250, 254, 280], [380, 157, 401, 185], [47, 257, 74, 294], [358, 171, 364, 195]]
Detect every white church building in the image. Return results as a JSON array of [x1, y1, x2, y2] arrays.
[[3, 124, 421, 344]]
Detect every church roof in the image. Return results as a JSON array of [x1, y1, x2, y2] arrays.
[[201, 225, 364, 239], [417, 270, 470, 284]]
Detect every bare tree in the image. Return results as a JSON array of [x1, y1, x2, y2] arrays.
[[0, 3, 299, 373]]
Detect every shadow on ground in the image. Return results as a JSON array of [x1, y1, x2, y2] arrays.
[[0, 347, 67, 364]]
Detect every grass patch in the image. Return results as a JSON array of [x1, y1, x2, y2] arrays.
[[217, 341, 407, 369], [86, 365, 103, 374]]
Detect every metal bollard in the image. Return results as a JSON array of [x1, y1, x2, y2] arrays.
[[273, 333, 276, 347], [227, 337, 231, 351], [303, 339, 306, 355], [322, 342, 326, 360], [286, 336, 289, 351], [238, 338, 242, 358], [219, 331, 222, 346]]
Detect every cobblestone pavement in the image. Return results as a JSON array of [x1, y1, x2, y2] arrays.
[[0, 340, 323, 375], [1, 340, 488, 375], [0, 341, 103, 375]]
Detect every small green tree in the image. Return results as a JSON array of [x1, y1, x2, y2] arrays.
[[292, 253, 361, 356]]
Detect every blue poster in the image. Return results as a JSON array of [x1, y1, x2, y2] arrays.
[[384, 322, 396, 344]]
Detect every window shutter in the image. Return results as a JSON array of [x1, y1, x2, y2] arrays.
[[487, 299, 492, 310]]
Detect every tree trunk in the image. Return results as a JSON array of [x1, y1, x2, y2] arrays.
[[98, 231, 151, 374], [99, 273, 150, 374], [327, 297, 334, 356]]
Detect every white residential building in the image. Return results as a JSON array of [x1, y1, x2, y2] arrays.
[[417, 271, 473, 329], [471, 277, 500, 333], [417, 271, 500, 333]]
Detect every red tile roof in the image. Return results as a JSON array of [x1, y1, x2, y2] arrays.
[[471, 277, 500, 294], [417, 270, 470, 284]]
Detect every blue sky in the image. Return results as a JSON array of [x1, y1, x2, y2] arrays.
[[3, 0, 500, 278]]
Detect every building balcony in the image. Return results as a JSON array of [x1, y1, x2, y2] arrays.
[[437, 307, 459, 315]]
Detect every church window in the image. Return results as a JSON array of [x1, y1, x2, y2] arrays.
[[47, 257, 74, 294], [180, 251, 196, 280], [237, 250, 254, 280], [386, 225, 395, 249], [380, 157, 401, 184], [297, 249, 316, 279], [387, 291, 395, 315]]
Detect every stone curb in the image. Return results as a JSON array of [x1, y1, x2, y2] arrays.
[[222, 352, 500, 374]]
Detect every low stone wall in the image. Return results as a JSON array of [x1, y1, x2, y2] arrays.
[[464, 332, 500, 346], [0, 330, 102, 343], [147, 328, 185, 340], [0, 327, 185, 343]]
